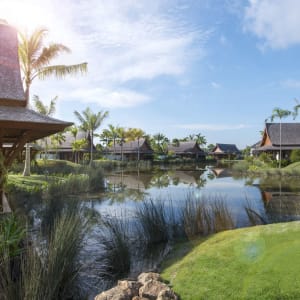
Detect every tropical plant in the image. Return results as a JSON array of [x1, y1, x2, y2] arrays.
[[116, 127, 127, 161], [151, 133, 169, 154], [49, 132, 66, 159], [74, 107, 109, 164], [33, 95, 57, 160], [72, 139, 87, 164], [268, 108, 292, 168], [126, 128, 145, 161], [18, 26, 87, 176]]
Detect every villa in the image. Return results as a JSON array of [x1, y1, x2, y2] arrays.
[[211, 143, 241, 160], [255, 123, 300, 159]]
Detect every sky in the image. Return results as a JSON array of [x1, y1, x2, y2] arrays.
[[2, 0, 300, 148]]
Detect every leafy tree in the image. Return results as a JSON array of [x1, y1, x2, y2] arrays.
[[74, 107, 109, 164], [290, 149, 300, 163], [18, 26, 87, 175]]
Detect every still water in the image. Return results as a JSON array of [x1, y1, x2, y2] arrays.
[[94, 164, 300, 227]]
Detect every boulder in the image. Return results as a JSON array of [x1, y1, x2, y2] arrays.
[[94, 286, 131, 300], [137, 272, 161, 285], [139, 280, 169, 300]]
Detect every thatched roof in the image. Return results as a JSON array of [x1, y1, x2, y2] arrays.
[[212, 143, 240, 154], [265, 123, 300, 146], [0, 106, 72, 143], [168, 141, 206, 156], [0, 24, 26, 106], [0, 23, 73, 167], [39, 130, 94, 152], [109, 138, 153, 154]]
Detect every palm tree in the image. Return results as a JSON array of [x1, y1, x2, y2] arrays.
[[18, 26, 87, 175], [116, 127, 127, 161], [195, 133, 207, 146], [293, 99, 300, 120], [51, 132, 66, 159], [127, 128, 145, 161], [74, 107, 109, 164], [107, 124, 120, 155], [32, 95, 57, 160], [152, 133, 169, 154], [269, 108, 292, 168]]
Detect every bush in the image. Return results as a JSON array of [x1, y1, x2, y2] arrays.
[[290, 149, 300, 163]]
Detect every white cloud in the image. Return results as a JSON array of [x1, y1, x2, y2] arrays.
[[174, 123, 251, 131], [0, 0, 208, 109], [211, 81, 221, 89], [281, 79, 300, 88], [244, 0, 300, 49], [61, 87, 150, 108]]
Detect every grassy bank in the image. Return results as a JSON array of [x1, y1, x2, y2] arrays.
[[162, 221, 300, 300]]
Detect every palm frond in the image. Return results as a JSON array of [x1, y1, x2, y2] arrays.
[[33, 43, 71, 69], [36, 63, 88, 80]]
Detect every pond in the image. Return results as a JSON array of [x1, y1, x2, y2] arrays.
[[10, 163, 300, 298], [96, 164, 300, 226]]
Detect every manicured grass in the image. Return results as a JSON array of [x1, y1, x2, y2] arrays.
[[162, 222, 300, 300], [7, 174, 50, 191]]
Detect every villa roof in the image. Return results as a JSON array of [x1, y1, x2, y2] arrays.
[[212, 143, 240, 154], [39, 130, 94, 152], [0, 23, 72, 167], [110, 138, 153, 154], [264, 123, 300, 146], [168, 141, 206, 155], [0, 106, 72, 144], [0, 24, 26, 107]]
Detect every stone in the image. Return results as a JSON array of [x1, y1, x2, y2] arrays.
[[118, 280, 142, 297], [139, 280, 169, 300], [94, 286, 131, 300], [137, 272, 161, 285], [157, 288, 178, 300]]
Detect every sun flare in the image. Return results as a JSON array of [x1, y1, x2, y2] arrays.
[[0, 0, 49, 32]]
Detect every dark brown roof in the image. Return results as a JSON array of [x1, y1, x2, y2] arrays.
[[213, 143, 240, 154], [265, 123, 300, 146], [40, 130, 94, 152], [0, 106, 72, 143], [0, 24, 26, 106], [168, 141, 206, 156], [110, 138, 153, 154]]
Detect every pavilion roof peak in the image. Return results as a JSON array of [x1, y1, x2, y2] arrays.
[[0, 23, 26, 107]]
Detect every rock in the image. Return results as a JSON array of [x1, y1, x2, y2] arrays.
[[94, 272, 177, 300], [139, 280, 169, 300], [94, 286, 131, 300], [118, 280, 142, 297], [157, 288, 178, 300], [137, 272, 161, 285]]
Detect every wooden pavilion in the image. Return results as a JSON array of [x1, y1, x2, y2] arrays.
[[0, 24, 72, 211]]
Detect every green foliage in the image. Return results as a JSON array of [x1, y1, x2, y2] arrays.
[[290, 149, 300, 163], [0, 214, 25, 258], [98, 217, 130, 279]]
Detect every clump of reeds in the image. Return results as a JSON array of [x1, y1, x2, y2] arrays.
[[0, 209, 88, 300], [183, 194, 234, 238], [97, 216, 131, 279], [244, 199, 267, 226], [136, 199, 169, 245]]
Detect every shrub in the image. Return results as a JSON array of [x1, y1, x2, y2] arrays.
[[290, 149, 300, 163]]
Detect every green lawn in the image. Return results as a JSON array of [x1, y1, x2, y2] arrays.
[[162, 222, 300, 300]]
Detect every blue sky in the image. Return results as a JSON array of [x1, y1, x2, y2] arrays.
[[2, 0, 300, 148]]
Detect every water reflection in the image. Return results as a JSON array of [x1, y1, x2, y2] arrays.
[[99, 166, 300, 228]]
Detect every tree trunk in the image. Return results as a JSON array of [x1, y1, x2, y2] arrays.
[[90, 131, 93, 165]]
